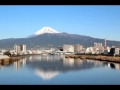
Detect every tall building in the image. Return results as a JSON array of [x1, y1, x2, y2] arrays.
[[63, 44, 74, 52], [19, 45, 26, 52], [74, 44, 83, 52], [14, 44, 26, 54], [14, 45, 20, 54]]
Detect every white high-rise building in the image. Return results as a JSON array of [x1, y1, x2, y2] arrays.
[[14, 45, 20, 54], [14, 44, 26, 54], [19, 45, 26, 52]]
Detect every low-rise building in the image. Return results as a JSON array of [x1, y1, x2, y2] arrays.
[[74, 44, 83, 53], [63, 44, 74, 53], [104, 49, 108, 55], [110, 48, 120, 55], [9, 50, 17, 55], [0, 50, 7, 55], [57, 46, 63, 51], [27, 50, 33, 54]]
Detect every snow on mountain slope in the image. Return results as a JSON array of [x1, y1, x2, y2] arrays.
[[34, 27, 59, 35]]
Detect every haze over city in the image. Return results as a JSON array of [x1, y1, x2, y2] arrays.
[[0, 5, 120, 41]]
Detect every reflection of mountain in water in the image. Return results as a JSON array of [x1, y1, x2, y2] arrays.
[[26, 55, 105, 80], [6, 55, 120, 80], [35, 68, 59, 80], [27, 55, 99, 72]]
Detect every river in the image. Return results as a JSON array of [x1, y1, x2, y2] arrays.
[[0, 55, 120, 85]]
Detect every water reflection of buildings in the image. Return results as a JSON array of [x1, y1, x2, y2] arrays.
[[86, 59, 95, 63], [87, 59, 120, 70], [74, 59, 83, 66], [106, 62, 120, 70], [63, 58, 74, 67], [63, 58, 83, 67], [27, 55, 100, 80], [93, 60, 103, 66], [14, 60, 20, 71], [35, 69, 59, 80], [86, 59, 103, 66], [14, 57, 27, 71], [27, 55, 120, 81], [28, 55, 63, 62], [22, 58, 27, 67], [29, 56, 33, 61], [114, 63, 120, 70]]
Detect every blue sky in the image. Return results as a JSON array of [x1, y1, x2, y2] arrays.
[[0, 5, 120, 41]]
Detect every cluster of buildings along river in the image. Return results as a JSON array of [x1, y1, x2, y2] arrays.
[[0, 40, 120, 64], [0, 42, 120, 56]]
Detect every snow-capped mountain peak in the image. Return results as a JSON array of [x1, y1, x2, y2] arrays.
[[34, 27, 59, 35]]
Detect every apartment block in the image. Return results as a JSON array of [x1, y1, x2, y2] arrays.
[[63, 44, 74, 52]]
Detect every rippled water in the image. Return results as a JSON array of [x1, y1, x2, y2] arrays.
[[0, 55, 120, 85]]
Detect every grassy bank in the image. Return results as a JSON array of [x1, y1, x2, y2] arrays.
[[65, 54, 120, 63]]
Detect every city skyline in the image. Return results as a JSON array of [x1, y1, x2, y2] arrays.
[[0, 5, 120, 41]]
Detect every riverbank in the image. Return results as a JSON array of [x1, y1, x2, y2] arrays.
[[0, 55, 30, 65], [65, 54, 120, 63]]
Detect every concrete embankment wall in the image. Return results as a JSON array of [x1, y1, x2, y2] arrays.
[[65, 54, 120, 63]]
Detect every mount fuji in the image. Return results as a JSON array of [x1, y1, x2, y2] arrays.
[[0, 26, 120, 49], [28, 27, 60, 38]]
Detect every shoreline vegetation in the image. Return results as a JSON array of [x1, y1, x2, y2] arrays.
[[65, 54, 120, 63], [1, 54, 120, 65], [0, 54, 50, 65], [0, 55, 30, 65]]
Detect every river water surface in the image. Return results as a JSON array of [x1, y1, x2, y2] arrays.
[[0, 55, 120, 85]]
